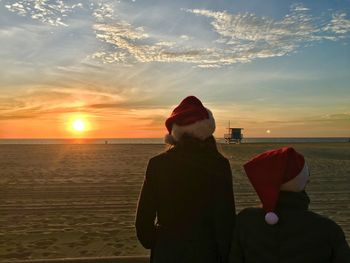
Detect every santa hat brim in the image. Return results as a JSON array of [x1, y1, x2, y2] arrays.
[[280, 163, 309, 192], [164, 109, 215, 144]]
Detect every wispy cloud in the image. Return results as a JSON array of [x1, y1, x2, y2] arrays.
[[91, 3, 350, 67], [3, 0, 83, 26], [2, 1, 350, 67], [91, 20, 257, 66], [315, 113, 350, 122], [185, 4, 350, 64], [92, 1, 114, 22], [323, 12, 350, 35], [0, 82, 172, 122], [0, 86, 125, 119]]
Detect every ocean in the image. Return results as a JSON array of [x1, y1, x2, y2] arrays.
[[0, 137, 349, 144]]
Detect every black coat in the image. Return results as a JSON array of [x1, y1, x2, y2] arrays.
[[230, 191, 350, 263], [135, 141, 236, 263]]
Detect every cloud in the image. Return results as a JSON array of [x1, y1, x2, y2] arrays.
[[186, 4, 350, 62], [92, 21, 254, 66], [316, 113, 350, 121], [0, 81, 171, 121], [3, 0, 83, 26], [180, 35, 191, 41], [92, 1, 115, 22], [0, 86, 127, 120], [323, 12, 350, 35], [91, 3, 350, 67], [2, 1, 350, 67], [291, 3, 310, 12]]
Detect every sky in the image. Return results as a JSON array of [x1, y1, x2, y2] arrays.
[[0, 0, 349, 138]]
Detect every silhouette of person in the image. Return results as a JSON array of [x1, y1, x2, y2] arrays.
[[136, 96, 236, 263], [230, 147, 350, 263]]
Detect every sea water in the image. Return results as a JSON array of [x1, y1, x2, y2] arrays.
[[0, 137, 349, 144]]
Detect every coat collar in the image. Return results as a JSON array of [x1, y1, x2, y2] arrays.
[[276, 190, 310, 212]]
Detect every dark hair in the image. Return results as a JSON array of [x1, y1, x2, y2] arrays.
[[170, 134, 218, 153]]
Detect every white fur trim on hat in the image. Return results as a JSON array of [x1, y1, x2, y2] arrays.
[[171, 109, 215, 142], [280, 163, 309, 192]]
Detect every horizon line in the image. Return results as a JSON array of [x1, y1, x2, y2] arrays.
[[0, 136, 349, 140]]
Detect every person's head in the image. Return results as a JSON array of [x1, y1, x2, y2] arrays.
[[243, 147, 309, 225], [164, 96, 216, 146]]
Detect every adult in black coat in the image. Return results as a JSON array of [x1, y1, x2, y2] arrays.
[[135, 96, 236, 263], [230, 147, 350, 263]]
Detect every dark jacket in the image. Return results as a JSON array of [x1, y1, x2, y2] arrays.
[[230, 191, 350, 263], [136, 137, 236, 263]]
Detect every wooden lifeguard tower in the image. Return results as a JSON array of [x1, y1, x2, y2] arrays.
[[224, 121, 244, 144]]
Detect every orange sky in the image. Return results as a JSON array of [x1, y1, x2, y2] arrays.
[[0, 111, 165, 138], [1, 104, 349, 138]]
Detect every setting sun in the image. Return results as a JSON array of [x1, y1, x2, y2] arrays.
[[66, 115, 92, 136], [64, 113, 94, 138], [72, 120, 85, 132]]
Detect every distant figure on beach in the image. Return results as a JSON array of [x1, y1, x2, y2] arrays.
[[136, 96, 236, 263], [230, 147, 350, 263]]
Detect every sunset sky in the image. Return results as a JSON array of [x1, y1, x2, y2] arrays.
[[1, 0, 349, 138]]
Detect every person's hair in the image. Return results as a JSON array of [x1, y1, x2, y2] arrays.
[[168, 133, 218, 152]]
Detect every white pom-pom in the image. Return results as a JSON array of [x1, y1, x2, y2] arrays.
[[164, 134, 176, 145], [265, 212, 279, 225]]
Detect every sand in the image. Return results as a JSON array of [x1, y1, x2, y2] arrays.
[[0, 143, 349, 261]]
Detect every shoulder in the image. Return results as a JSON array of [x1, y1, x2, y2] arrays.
[[308, 212, 346, 234], [146, 149, 178, 171], [216, 152, 230, 163], [149, 151, 170, 163], [304, 211, 348, 247], [306, 211, 342, 228]]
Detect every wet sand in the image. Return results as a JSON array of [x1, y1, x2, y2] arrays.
[[0, 143, 349, 260]]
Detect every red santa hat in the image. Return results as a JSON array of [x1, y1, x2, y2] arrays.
[[164, 96, 215, 144], [243, 147, 309, 225]]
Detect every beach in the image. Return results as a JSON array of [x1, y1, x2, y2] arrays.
[[1, 143, 349, 261]]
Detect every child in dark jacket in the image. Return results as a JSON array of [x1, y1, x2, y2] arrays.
[[230, 147, 350, 263]]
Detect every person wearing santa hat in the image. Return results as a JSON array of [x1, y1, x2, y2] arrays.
[[230, 147, 350, 263], [136, 96, 236, 263]]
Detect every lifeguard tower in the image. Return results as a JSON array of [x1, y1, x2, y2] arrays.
[[224, 122, 244, 144]]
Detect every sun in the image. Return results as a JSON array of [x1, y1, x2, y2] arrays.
[[66, 115, 92, 136], [72, 119, 85, 132]]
